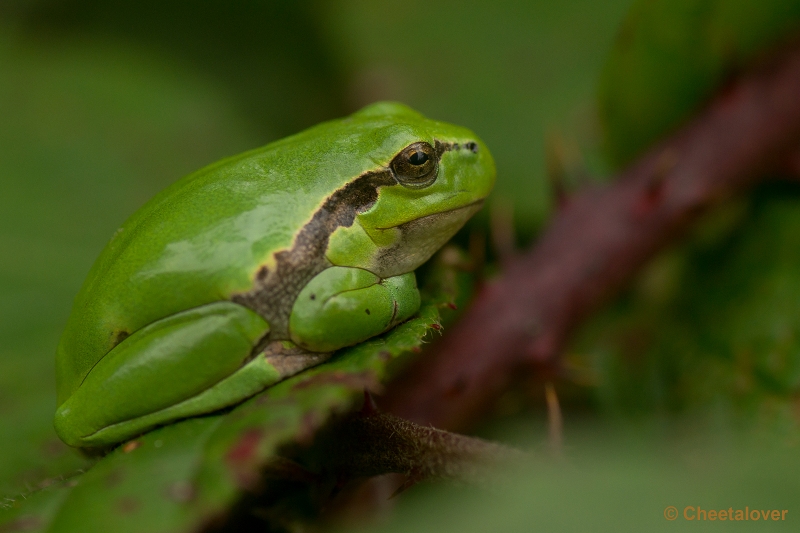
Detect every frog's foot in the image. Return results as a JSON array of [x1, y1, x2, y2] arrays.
[[289, 266, 421, 352], [261, 341, 332, 379]]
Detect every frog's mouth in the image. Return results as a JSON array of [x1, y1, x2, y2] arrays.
[[367, 199, 484, 278]]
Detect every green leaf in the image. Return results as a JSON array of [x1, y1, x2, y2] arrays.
[[0, 269, 459, 533]]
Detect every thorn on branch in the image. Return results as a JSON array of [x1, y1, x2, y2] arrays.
[[544, 382, 563, 458], [390, 468, 423, 498], [361, 389, 380, 417], [467, 230, 487, 279], [633, 148, 678, 218], [490, 197, 517, 262], [546, 132, 571, 210], [783, 145, 800, 179]]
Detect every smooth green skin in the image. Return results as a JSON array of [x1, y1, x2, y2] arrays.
[[54, 102, 495, 448]]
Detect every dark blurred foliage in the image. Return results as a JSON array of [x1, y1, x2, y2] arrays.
[[6, 0, 348, 137], [599, 0, 800, 166]]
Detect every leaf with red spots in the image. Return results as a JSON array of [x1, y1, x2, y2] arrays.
[[0, 254, 466, 533]]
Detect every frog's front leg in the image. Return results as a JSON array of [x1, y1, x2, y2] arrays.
[[289, 267, 420, 352]]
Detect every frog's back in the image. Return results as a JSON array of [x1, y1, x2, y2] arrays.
[[56, 106, 429, 402]]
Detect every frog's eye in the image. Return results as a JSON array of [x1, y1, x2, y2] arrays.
[[390, 141, 438, 189]]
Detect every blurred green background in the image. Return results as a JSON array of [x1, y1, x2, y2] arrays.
[[3, 0, 800, 530]]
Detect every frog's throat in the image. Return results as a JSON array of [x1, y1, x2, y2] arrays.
[[367, 199, 484, 278], [230, 140, 464, 342]]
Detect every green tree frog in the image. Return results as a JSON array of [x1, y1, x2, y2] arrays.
[[54, 102, 495, 448]]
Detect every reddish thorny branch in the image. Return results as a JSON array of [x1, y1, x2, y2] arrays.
[[384, 40, 800, 432]]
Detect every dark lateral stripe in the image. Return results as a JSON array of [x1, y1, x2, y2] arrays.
[[231, 137, 475, 343], [231, 169, 396, 340]]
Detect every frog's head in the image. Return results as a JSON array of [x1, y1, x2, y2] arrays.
[[326, 101, 496, 278]]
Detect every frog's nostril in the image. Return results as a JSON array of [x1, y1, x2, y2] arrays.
[[465, 141, 478, 153]]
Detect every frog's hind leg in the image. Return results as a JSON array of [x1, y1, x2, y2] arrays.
[[54, 301, 300, 448], [123, 341, 331, 437]]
